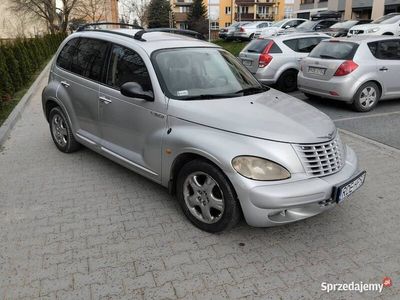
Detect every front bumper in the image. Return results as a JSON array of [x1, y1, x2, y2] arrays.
[[232, 145, 363, 227]]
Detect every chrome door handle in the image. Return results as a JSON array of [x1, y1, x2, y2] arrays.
[[60, 81, 70, 88], [99, 96, 112, 104], [379, 67, 388, 72]]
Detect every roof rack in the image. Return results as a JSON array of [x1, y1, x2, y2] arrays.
[[133, 28, 205, 41], [77, 22, 143, 32]]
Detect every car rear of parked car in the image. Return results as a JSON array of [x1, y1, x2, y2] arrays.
[[298, 36, 400, 111], [239, 33, 330, 92]]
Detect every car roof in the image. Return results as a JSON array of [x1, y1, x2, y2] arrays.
[[266, 32, 331, 40], [330, 35, 400, 44], [69, 29, 218, 54]]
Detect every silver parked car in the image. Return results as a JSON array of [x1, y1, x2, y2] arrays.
[[219, 22, 250, 40], [298, 36, 400, 112], [233, 21, 272, 40], [255, 18, 307, 38], [42, 26, 365, 232], [239, 33, 330, 92]]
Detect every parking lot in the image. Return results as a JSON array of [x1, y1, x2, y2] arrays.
[[0, 68, 399, 299], [290, 90, 400, 149]]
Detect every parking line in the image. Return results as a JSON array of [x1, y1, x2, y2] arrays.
[[333, 110, 400, 122]]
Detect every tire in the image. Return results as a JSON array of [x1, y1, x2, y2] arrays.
[[304, 93, 321, 100], [382, 32, 394, 35], [352, 82, 380, 112], [276, 69, 298, 92], [249, 33, 254, 40], [176, 159, 241, 233], [49, 107, 80, 153]]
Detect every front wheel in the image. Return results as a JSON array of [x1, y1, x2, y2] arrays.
[[352, 82, 380, 112], [176, 159, 241, 232]]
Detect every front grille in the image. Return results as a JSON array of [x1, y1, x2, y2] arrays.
[[294, 134, 345, 177]]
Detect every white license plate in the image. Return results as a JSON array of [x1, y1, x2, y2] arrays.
[[242, 60, 252, 67], [334, 171, 366, 203], [308, 66, 326, 75]]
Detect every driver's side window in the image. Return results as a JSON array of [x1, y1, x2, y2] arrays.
[[106, 45, 152, 92]]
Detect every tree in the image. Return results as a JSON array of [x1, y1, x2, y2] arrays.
[[147, 0, 172, 28], [187, 0, 208, 34], [120, 0, 150, 27], [73, 0, 108, 23], [9, 0, 80, 33]]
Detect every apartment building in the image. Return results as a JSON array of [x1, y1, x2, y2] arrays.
[[0, 0, 48, 38], [294, 0, 400, 20]]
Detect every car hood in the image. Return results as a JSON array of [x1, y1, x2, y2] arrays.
[[167, 89, 336, 144]]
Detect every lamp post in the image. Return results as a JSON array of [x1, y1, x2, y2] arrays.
[[208, 0, 211, 41]]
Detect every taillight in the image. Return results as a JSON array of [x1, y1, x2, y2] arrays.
[[334, 60, 358, 76], [240, 27, 245, 32], [258, 41, 274, 68]]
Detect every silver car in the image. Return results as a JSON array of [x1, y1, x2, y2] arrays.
[[298, 36, 400, 112], [42, 26, 365, 232], [219, 22, 250, 40], [233, 21, 272, 40], [239, 33, 330, 92], [255, 18, 307, 38]]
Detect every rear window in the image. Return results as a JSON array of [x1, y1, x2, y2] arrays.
[[243, 39, 282, 54], [283, 37, 326, 53], [309, 41, 359, 59]]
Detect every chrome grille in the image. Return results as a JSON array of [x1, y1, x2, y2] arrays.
[[294, 134, 345, 177]]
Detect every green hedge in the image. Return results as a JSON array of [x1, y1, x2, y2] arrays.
[[0, 33, 67, 105]]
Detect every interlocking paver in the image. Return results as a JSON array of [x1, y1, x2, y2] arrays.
[[0, 69, 400, 299]]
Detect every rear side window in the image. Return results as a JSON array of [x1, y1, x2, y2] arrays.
[[243, 39, 282, 54], [368, 40, 400, 60], [106, 45, 152, 92], [283, 37, 325, 53], [70, 38, 108, 81], [309, 41, 359, 59], [56, 38, 79, 71]]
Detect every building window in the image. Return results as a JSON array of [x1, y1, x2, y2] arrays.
[[301, 0, 314, 4], [225, 7, 231, 15], [225, 22, 231, 27], [210, 22, 219, 30], [258, 6, 269, 15], [238, 6, 249, 14], [179, 23, 189, 29], [179, 7, 189, 13]]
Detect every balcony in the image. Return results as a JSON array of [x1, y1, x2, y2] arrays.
[[234, 12, 274, 21], [174, 12, 188, 22], [174, 0, 193, 6], [235, 0, 275, 5]]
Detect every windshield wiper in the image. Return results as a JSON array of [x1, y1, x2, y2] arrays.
[[234, 86, 269, 95], [319, 54, 337, 59], [179, 93, 237, 100]]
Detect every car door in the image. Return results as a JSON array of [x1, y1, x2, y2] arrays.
[[98, 44, 166, 182], [55, 37, 108, 143], [371, 39, 400, 97]]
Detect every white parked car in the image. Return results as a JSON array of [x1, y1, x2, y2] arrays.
[[348, 13, 400, 36], [233, 21, 272, 40], [256, 18, 307, 38]]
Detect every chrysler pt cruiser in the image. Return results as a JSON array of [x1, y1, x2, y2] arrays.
[[42, 26, 366, 232]]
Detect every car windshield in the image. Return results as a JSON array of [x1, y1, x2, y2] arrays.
[[330, 20, 358, 29], [271, 20, 287, 27], [372, 14, 400, 24], [297, 21, 317, 30], [152, 48, 265, 100], [309, 41, 359, 60]]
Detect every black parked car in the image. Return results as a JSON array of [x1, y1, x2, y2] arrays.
[[286, 19, 338, 33], [321, 20, 372, 37]]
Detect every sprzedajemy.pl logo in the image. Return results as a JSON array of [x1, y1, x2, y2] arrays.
[[321, 277, 392, 293]]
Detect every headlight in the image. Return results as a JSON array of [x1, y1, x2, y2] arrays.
[[232, 156, 291, 181], [367, 27, 380, 33]]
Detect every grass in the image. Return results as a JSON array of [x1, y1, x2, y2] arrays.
[[213, 39, 249, 56], [0, 59, 50, 126]]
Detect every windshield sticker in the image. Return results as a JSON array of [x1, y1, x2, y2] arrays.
[[177, 90, 189, 96]]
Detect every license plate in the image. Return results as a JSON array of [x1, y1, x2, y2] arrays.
[[308, 66, 326, 75], [242, 60, 252, 67], [333, 171, 366, 204]]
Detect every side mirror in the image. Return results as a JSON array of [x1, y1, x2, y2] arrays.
[[120, 82, 154, 101]]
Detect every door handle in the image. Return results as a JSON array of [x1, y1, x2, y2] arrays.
[[99, 96, 112, 104], [60, 81, 70, 88], [379, 67, 388, 72]]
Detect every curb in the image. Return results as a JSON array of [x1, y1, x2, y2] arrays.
[[339, 128, 400, 156], [0, 60, 52, 147]]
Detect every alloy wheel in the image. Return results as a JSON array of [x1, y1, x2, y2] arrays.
[[51, 114, 68, 147], [359, 86, 377, 109]]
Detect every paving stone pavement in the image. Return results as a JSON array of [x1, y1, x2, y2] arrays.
[[0, 71, 399, 300]]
